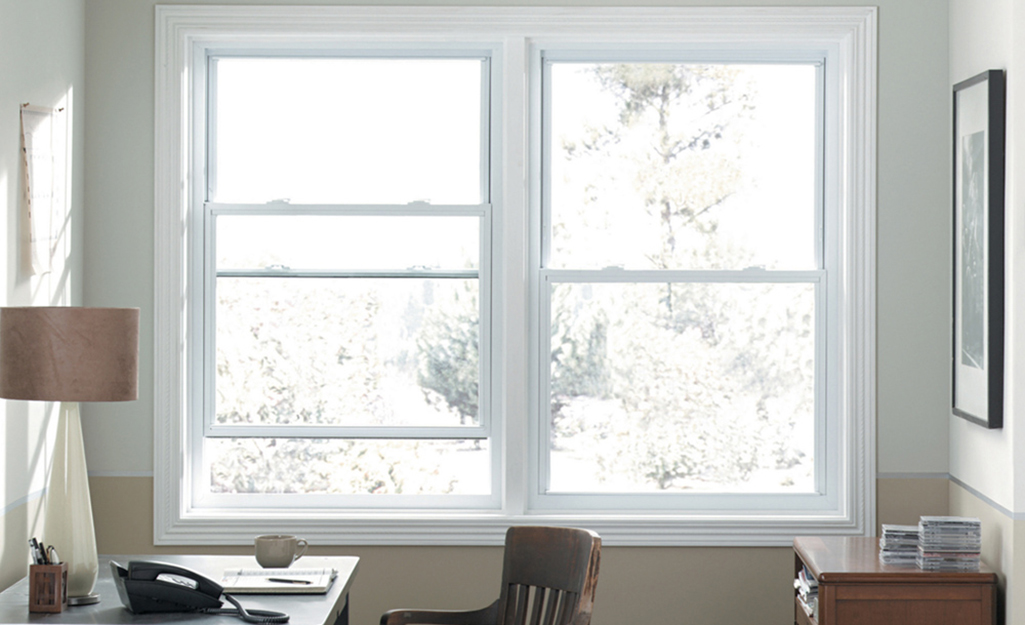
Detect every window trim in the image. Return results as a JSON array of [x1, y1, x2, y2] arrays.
[[154, 5, 876, 546]]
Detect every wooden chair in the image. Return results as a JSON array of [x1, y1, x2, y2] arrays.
[[381, 526, 601, 625]]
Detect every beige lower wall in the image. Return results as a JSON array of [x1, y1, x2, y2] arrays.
[[949, 480, 1020, 625], [86, 476, 958, 625], [91, 477, 794, 625], [877, 477, 950, 531]]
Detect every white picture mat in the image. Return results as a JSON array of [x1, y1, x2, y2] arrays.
[[953, 80, 990, 419]]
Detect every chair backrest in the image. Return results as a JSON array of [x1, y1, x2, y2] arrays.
[[496, 526, 601, 625]]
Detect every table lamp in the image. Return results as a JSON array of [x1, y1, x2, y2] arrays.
[[0, 307, 139, 606]]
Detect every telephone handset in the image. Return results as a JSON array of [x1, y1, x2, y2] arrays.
[[111, 560, 289, 623]]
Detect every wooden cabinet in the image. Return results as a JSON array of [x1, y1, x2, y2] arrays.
[[794, 536, 997, 625]]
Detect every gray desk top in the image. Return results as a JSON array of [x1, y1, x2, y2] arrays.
[[0, 555, 359, 625]]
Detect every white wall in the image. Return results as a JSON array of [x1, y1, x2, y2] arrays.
[[948, 0, 1017, 512], [873, 0, 951, 476], [80, 0, 951, 487], [0, 0, 85, 590], [949, 0, 1025, 621]]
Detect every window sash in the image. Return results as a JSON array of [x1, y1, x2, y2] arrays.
[[201, 203, 493, 440], [538, 53, 827, 273], [532, 270, 833, 511]]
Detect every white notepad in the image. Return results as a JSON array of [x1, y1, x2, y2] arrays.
[[220, 567, 337, 594]]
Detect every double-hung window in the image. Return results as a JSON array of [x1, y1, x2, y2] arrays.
[[534, 56, 830, 514], [200, 53, 497, 509], [155, 6, 876, 545]]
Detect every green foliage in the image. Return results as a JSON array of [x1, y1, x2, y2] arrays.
[[215, 278, 389, 428], [210, 438, 470, 495], [416, 282, 479, 425], [212, 278, 481, 495], [551, 285, 611, 401]]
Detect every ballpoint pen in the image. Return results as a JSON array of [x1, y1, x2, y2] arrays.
[[267, 578, 312, 585]]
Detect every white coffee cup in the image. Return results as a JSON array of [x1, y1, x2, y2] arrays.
[[255, 534, 309, 568]]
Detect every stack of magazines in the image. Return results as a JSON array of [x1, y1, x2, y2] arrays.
[[879, 524, 919, 566], [917, 516, 981, 571], [793, 564, 818, 621]]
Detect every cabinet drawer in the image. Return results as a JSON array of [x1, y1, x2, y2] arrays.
[[834, 584, 988, 601]]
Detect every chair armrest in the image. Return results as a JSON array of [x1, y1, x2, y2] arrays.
[[381, 600, 499, 625]]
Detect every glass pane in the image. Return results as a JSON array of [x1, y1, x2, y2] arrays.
[[212, 57, 483, 204], [217, 215, 479, 272], [207, 438, 489, 495], [549, 63, 817, 270], [216, 278, 480, 427], [548, 281, 815, 493]]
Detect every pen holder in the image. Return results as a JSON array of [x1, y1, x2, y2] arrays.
[[28, 563, 68, 613]]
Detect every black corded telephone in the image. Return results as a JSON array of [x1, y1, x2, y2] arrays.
[[110, 560, 289, 623]]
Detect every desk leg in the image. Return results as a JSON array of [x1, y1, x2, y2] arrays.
[[333, 594, 349, 625]]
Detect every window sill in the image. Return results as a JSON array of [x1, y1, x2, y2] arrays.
[[155, 508, 871, 547]]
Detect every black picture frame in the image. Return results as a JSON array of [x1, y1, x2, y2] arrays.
[[952, 69, 1005, 429]]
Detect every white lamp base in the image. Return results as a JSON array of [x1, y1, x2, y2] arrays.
[[43, 402, 99, 603]]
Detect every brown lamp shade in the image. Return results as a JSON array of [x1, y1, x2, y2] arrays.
[[0, 307, 139, 402]]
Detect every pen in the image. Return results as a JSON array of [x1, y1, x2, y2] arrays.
[[267, 578, 312, 585]]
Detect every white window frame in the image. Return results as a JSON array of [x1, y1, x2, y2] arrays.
[[154, 5, 876, 546]]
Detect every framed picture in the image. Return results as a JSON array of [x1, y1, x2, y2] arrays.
[[952, 69, 1005, 429]]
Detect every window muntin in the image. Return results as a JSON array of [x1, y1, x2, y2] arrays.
[[210, 57, 485, 205], [200, 53, 494, 504], [538, 57, 827, 506]]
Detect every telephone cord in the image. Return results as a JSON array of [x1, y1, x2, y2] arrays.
[[205, 593, 290, 623]]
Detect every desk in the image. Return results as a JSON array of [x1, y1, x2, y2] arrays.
[[0, 556, 358, 625]]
